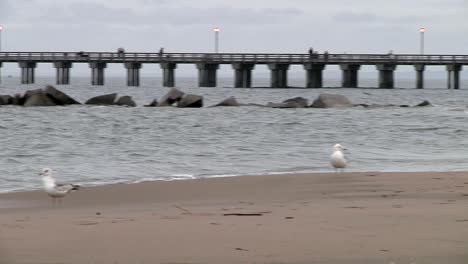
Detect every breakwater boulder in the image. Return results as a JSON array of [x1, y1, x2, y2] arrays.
[[310, 93, 352, 108], [115, 96, 137, 107], [85, 93, 136, 107], [266, 97, 309, 108], [44, 85, 81, 105], [212, 96, 240, 107], [0, 95, 12, 105], [85, 93, 118, 105], [414, 100, 431, 107], [23, 89, 56, 107], [156, 87, 185, 107], [283, 97, 309, 108], [177, 94, 203, 108]]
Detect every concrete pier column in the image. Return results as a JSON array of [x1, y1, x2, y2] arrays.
[[447, 64, 462, 89], [89, 62, 107, 85], [339, 64, 361, 88], [19, 62, 37, 84], [160, 62, 177, 87], [124, 62, 142, 87], [268, 64, 290, 88], [89, 62, 107, 86], [414, 64, 425, 89], [376, 64, 397, 88], [196, 63, 219, 87], [232, 63, 255, 88], [53, 61, 72, 85], [0, 62, 2, 84], [303, 63, 326, 88]]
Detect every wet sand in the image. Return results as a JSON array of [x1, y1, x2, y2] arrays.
[[1, 171, 468, 264]]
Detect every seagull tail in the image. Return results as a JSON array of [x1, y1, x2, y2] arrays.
[[71, 184, 80, 191]]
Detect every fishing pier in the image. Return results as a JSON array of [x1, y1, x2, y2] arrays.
[[0, 52, 466, 89]]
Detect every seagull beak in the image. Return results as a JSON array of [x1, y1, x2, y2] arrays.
[[39, 172, 44, 176]]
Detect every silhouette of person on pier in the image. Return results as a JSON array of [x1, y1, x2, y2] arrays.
[[159, 48, 164, 57]]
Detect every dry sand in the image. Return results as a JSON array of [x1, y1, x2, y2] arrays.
[[1, 171, 468, 264]]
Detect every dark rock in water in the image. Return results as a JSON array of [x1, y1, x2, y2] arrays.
[[157, 87, 185, 106], [240, 103, 268, 107], [399, 105, 410, 108], [213, 96, 240, 107], [266, 101, 303, 108], [283, 97, 309, 108], [12, 94, 23, 105], [85, 93, 118, 105], [23, 89, 56, 107], [23, 89, 43, 103], [310, 93, 352, 108], [177, 94, 203, 108], [414, 100, 431, 107], [44, 85, 80, 105], [354, 103, 369, 108], [0, 95, 12, 105], [115, 96, 136, 107], [144, 99, 158, 107]]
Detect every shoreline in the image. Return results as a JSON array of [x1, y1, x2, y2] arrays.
[[2, 171, 468, 263], [2, 169, 467, 195]]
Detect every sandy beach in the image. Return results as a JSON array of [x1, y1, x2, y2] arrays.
[[1, 171, 468, 264]]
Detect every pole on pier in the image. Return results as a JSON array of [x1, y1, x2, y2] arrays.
[[214, 27, 220, 53], [419, 27, 425, 55]]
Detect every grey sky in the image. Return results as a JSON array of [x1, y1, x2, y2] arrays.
[[1, 0, 467, 76]]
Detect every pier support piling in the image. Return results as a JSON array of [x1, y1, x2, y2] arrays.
[[232, 63, 255, 88], [304, 63, 325, 88], [268, 64, 290, 88], [125, 62, 142, 87], [160, 63, 177, 87], [376, 64, 397, 88], [414, 64, 425, 89], [196, 63, 219, 87], [89, 62, 107, 86], [447, 64, 462, 89], [19, 62, 37, 84], [53, 61, 72, 85], [340, 64, 361, 88]]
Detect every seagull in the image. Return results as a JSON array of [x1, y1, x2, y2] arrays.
[[39, 168, 80, 204], [330, 144, 347, 172]]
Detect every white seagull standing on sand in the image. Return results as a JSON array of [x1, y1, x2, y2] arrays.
[[330, 144, 347, 172], [39, 168, 80, 204]]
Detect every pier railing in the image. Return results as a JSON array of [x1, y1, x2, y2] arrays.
[[1, 52, 468, 65]]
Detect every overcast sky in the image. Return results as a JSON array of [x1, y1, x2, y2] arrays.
[[1, 0, 467, 76]]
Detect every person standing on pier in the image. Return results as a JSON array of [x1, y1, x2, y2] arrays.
[[159, 48, 164, 57]]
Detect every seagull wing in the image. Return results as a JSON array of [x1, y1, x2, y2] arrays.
[[55, 183, 80, 192]]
